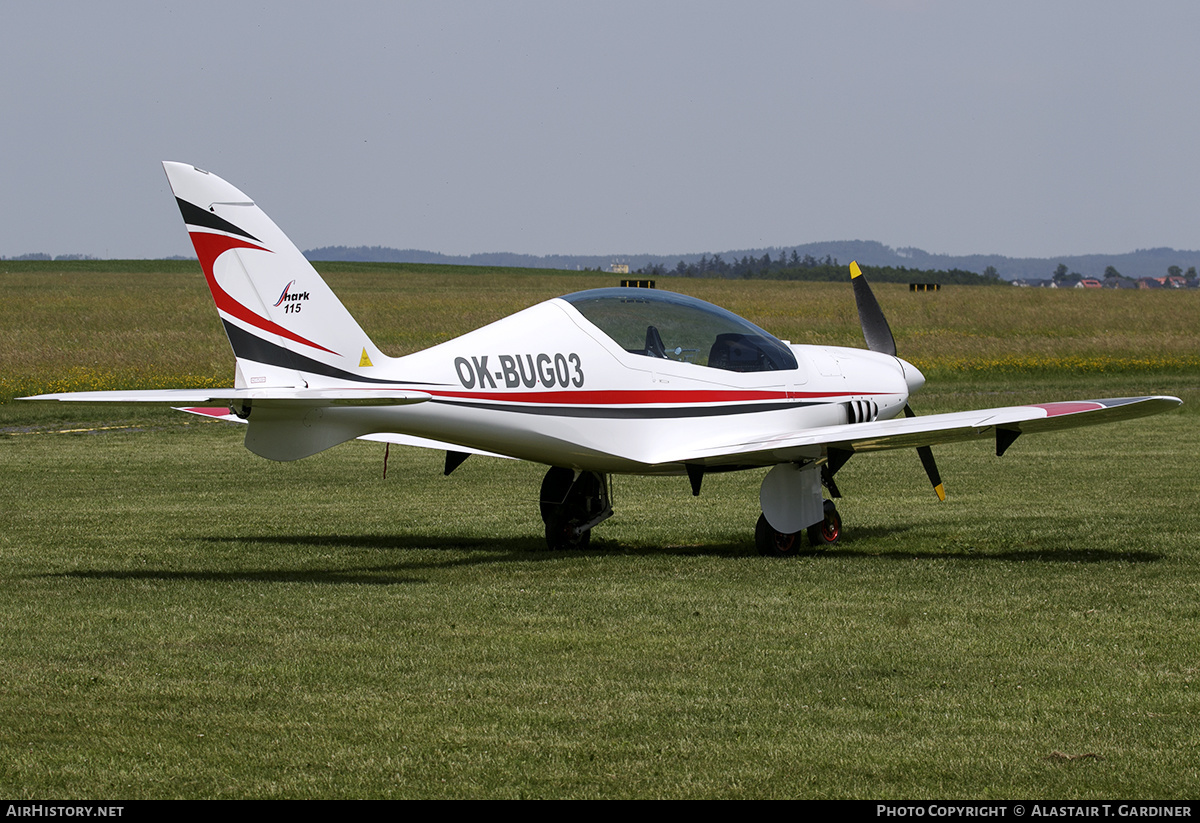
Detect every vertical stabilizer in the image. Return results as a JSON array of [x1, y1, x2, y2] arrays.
[[163, 162, 389, 388]]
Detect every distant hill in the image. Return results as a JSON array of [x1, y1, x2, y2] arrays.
[[304, 241, 1200, 281]]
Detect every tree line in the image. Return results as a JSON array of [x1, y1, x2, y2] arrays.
[[2, 253, 97, 261], [633, 252, 1004, 286]]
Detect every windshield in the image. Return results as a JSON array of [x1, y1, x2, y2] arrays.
[[562, 288, 797, 373]]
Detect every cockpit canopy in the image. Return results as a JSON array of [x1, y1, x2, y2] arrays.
[[562, 288, 797, 373]]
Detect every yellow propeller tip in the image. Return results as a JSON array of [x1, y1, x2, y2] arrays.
[[934, 483, 946, 502], [850, 261, 862, 279]]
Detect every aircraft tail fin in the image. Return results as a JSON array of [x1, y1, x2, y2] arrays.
[[162, 161, 389, 388]]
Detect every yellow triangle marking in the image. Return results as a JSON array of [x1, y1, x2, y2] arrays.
[[359, 348, 373, 368], [850, 260, 863, 279], [934, 483, 946, 502]]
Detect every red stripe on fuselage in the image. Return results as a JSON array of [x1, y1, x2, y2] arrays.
[[188, 231, 340, 356]]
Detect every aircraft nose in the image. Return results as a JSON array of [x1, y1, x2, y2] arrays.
[[899, 358, 925, 394]]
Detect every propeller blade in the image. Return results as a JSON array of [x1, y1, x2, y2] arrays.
[[904, 404, 947, 501], [917, 445, 946, 502], [850, 261, 945, 501], [850, 261, 896, 357]]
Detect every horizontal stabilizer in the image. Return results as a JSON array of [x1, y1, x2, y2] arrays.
[[21, 388, 431, 406]]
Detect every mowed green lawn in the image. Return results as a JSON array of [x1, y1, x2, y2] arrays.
[[1, 263, 1198, 798]]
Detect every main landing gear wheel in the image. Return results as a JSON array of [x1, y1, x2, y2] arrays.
[[540, 467, 609, 551], [755, 500, 841, 557]]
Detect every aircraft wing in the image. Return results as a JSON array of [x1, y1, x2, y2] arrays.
[[665, 395, 1181, 466], [21, 388, 432, 406]]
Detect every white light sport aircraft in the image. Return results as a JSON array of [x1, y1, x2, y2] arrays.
[[25, 163, 1181, 554]]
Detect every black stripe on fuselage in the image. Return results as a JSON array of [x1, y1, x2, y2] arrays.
[[429, 397, 812, 419], [176, 197, 262, 242]]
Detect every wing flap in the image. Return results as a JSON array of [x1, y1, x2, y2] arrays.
[[358, 432, 514, 459]]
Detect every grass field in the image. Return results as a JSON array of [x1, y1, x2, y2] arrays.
[[1, 262, 1198, 798]]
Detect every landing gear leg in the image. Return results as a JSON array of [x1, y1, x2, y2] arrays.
[[539, 467, 612, 550]]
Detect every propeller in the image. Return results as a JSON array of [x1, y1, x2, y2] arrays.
[[850, 261, 946, 501]]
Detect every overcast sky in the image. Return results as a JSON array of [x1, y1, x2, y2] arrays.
[[4, 0, 1200, 260]]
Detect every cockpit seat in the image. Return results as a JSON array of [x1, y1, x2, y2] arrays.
[[645, 325, 667, 358]]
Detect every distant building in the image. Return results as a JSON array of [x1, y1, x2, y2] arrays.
[[610, 262, 629, 274]]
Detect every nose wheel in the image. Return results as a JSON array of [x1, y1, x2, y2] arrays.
[[807, 499, 841, 546], [755, 500, 840, 557]]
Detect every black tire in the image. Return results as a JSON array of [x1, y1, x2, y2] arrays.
[[541, 467, 603, 550], [540, 466, 576, 524], [807, 499, 841, 548], [545, 519, 592, 551], [755, 513, 802, 558]]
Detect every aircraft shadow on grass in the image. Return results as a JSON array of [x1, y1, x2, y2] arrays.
[[43, 528, 1162, 588]]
